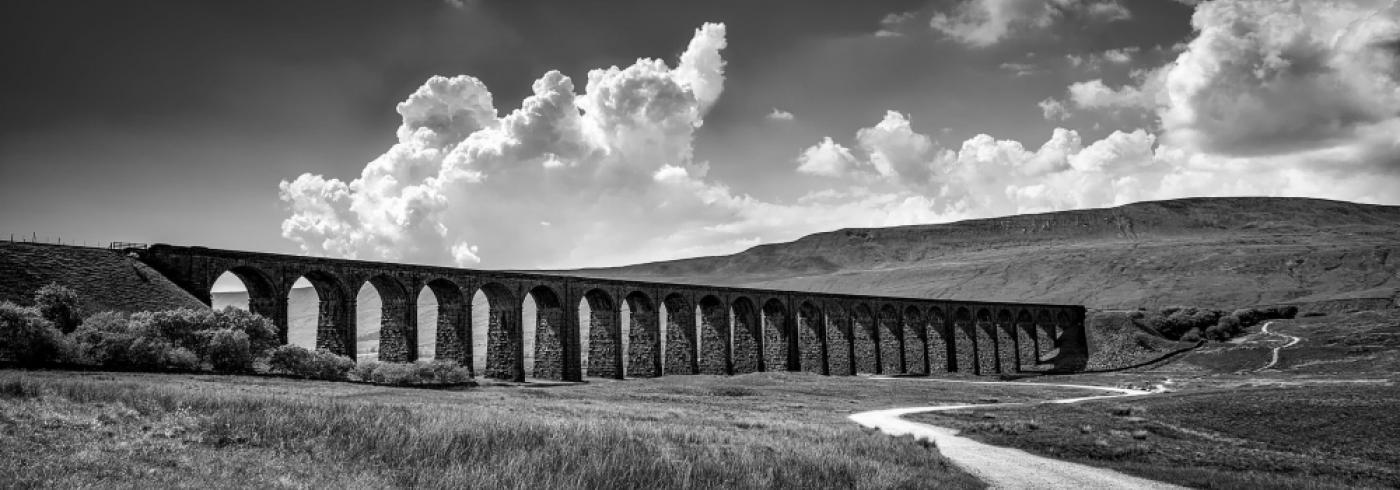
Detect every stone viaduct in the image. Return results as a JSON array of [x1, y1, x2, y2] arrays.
[[134, 244, 1089, 382]]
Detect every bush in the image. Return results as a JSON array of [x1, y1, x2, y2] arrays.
[[0, 302, 70, 366], [349, 359, 473, 386], [267, 345, 354, 380], [205, 329, 252, 372], [72, 311, 199, 370], [368, 362, 421, 385], [351, 359, 380, 382], [34, 283, 82, 334], [129, 308, 279, 360], [421, 359, 472, 384], [1180, 327, 1203, 343]]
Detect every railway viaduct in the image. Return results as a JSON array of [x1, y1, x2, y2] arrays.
[[134, 244, 1089, 382]]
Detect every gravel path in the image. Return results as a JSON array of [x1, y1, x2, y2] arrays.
[[849, 378, 1185, 490], [1258, 321, 1301, 371]]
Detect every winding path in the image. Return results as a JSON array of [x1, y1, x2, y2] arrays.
[[1258, 321, 1301, 371], [849, 378, 1183, 489]]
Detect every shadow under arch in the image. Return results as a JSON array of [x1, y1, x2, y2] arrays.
[[878, 304, 903, 375], [760, 298, 797, 372], [624, 290, 660, 378], [662, 293, 696, 375], [731, 296, 761, 374], [581, 288, 621, 380], [477, 282, 522, 381], [852, 303, 879, 374]]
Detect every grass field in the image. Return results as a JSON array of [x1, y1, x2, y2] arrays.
[[0, 370, 1118, 489], [910, 381, 1400, 489]]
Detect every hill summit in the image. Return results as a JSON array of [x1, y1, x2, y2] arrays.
[[568, 197, 1400, 310]]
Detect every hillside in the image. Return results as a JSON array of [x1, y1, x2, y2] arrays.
[[0, 242, 203, 314], [565, 197, 1400, 311]]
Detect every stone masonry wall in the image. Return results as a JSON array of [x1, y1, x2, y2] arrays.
[[731, 309, 761, 374], [954, 322, 976, 374], [798, 306, 825, 375], [698, 301, 730, 375], [928, 323, 952, 374], [903, 319, 927, 375], [485, 308, 522, 381], [976, 323, 998, 375], [825, 308, 853, 376], [879, 314, 903, 375], [996, 323, 1018, 374], [587, 304, 622, 379], [1017, 322, 1037, 369], [533, 305, 566, 380], [378, 297, 414, 363], [664, 302, 696, 375], [852, 313, 879, 374], [761, 308, 791, 372], [627, 305, 660, 378]]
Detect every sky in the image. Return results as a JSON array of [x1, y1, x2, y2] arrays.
[[3, 0, 1398, 271]]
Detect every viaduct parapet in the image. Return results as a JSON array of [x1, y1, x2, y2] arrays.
[[134, 244, 1089, 382]]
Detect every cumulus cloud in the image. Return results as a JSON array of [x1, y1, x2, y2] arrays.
[[930, 0, 1133, 47], [1160, 0, 1400, 159], [804, 0, 1400, 224], [281, 23, 750, 269], [796, 137, 861, 177], [766, 108, 795, 121], [1039, 97, 1070, 120]]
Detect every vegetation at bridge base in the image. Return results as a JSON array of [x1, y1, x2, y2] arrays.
[[0, 283, 473, 387]]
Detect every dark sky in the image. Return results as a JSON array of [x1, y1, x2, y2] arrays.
[[0, 0, 1196, 258]]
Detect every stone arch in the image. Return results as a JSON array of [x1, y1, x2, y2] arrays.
[[354, 274, 414, 363], [1015, 309, 1037, 371], [209, 265, 282, 340], [878, 304, 903, 375], [851, 303, 879, 374], [761, 298, 796, 372], [825, 301, 854, 376], [662, 293, 696, 375], [581, 288, 621, 379], [476, 282, 522, 381], [624, 291, 660, 378], [731, 296, 762, 374], [927, 306, 951, 374], [697, 295, 731, 375], [524, 284, 571, 381], [797, 300, 826, 375], [995, 309, 1017, 374], [953, 307, 975, 374], [420, 277, 469, 368], [903, 305, 927, 375]]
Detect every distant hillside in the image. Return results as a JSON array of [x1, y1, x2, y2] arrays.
[[564, 197, 1400, 310], [0, 242, 203, 314]]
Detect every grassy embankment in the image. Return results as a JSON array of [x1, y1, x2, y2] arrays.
[[0, 370, 1106, 488]]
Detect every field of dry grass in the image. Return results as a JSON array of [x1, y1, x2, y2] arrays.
[[0, 370, 1113, 489], [910, 380, 1400, 489]]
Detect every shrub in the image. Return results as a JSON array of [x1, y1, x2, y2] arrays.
[[267, 345, 354, 381], [351, 359, 380, 382], [0, 302, 69, 366], [34, 283, 82, 334], [421, 359, 472, 384], [368, 362, 422, 385], [210, 307, 280, 356], [1180, 328, 1203, 342], [72, 312, 198, 370], [205, 329, 252, 372]]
